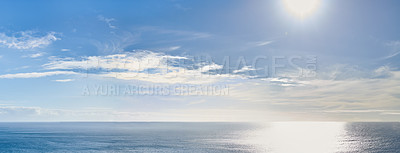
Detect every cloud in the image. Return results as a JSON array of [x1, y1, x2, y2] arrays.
[[61, 48, 70, 52], [233, 66, 257, 73], [260, 77, 307, 87], [92, 32, 138, 54], [43, 51, 240, 84], [322, 109, 395, 113], [0, 106, 44, 116], [9, 66, 30, 71], [165, 46, 181, 51], [227, 67, 400, 121], [0, 51, 244, 84], [254, 40, 274, 46], [137, 26, 212, 42], [382, 40, 400, 59], [0, 105, 278, 122], [52, 79, 74, 82], [0, 71, 77, 79], [1, 56, 399, 121], [386, 51, 400, 59], [0, 31, 59, 50], [98, 15, 117, 29], [44, 51, 187, 71], [28, 52, 44, 58], [0, 105, 174, 121]]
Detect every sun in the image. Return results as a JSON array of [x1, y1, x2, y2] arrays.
[[283, 0, 320, 18]]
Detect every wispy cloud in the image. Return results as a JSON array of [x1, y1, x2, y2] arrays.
[[43, 51, 187, 71], [61, 48, 70, 52], [233, 66, 257, 73], [0, 71, 77, 79], [383, 40, 400, 59], [0, 50, 243, 84], [52, 79, 74, 82], [386, 51, 400, 59], [0, 31, 59, 50], [8, 66, 30, 71], [92, 32, 138, 54], [28, 52, 44, 58], [43, 51, 237, 84], [0, 105, 273, 122], [98, 15, 117, 29], [227, 67, 400, 121], [137, 26, 212, 42], [165, 46, 181, 51], [0, 106, 47, 117], [254, 40, 274, 47]]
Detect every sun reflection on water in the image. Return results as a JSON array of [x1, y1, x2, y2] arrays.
[[242, 122, 347, 153]]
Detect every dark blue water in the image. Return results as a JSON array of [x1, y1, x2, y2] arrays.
[[0, 122, 399, 153]]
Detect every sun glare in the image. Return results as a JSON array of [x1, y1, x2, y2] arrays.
[[283, 0, 320, 18]]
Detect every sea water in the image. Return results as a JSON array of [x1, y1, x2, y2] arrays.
[[0, 122, 399, 152]]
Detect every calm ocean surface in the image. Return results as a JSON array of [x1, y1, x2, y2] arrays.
[[0, 122, 399, 153]]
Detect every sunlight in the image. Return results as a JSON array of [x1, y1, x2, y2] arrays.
[[243, 122, 346, 152], [283, 0, 320, 18]]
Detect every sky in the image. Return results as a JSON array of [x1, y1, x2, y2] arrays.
[[0, 0, 400, 122]]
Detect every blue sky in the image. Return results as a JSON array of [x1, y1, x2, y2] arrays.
[[0, 0, 400, 121]]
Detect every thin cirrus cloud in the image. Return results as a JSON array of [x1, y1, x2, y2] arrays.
[[0, 31, 59, 50], [28, 52, 44, 58], [254, 40, 274, 47], [0, 105, 153, 121], [382, 40, 400, 59], [61, 49, 70, 52], [52, 79, 74, 82], [136, 26, 212, 42], [226, 68, 400, 121], [97, 15, 117, 29], [0, 71, 77, 79], [0, 105, 270, 122], [233, 66, 257, 73], [43, 51, 188, 71], [20, 52, 44, 58], [0, 50, 240, 84], [42, 51, 238, 84], [164, 46, 181, 52]]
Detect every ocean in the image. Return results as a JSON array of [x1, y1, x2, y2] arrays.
[[0, 122, 399, 153]]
